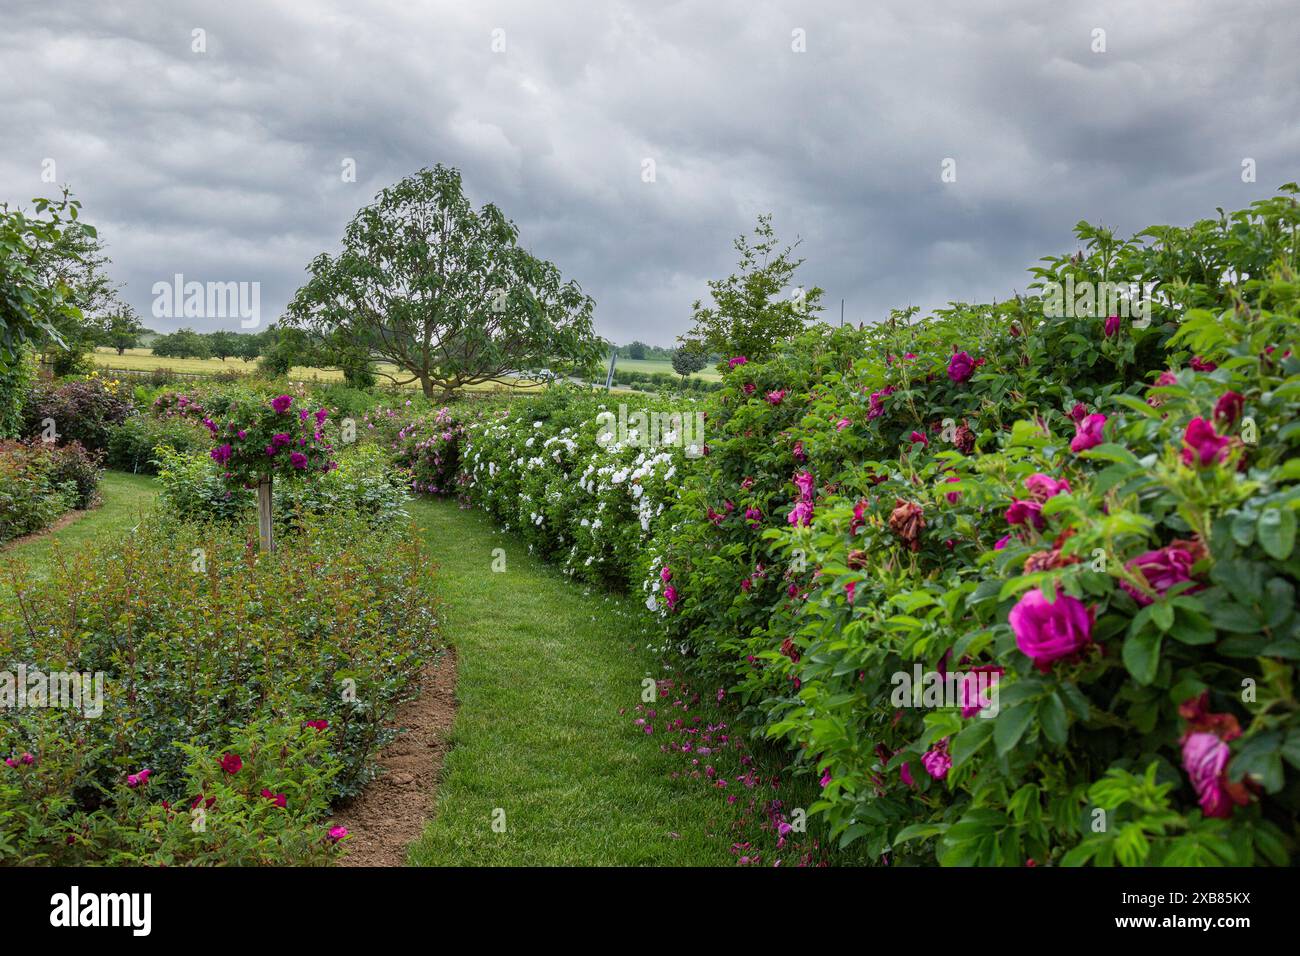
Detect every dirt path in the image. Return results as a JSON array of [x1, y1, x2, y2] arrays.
[[331, 648, 458, 867]]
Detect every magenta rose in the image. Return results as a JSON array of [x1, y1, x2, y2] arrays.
[[921, 740, 952, 780], [1005, 499, 1045, 530], [1008, 588, 1094, 667], [1181, 732, 1234, 818], [728, 356, 748, 368], [787, 500, 814, 527], [1070, 413, 1107, 452], [271, 394, 294, 414], [1024, 473, 1070, 502], [1120, 544, 1198, 606], [1103, 314, 1121, 337], [1181, 417, 1231, 467], [1213, 391, 1244, 424], [947, 350, 977, 384]]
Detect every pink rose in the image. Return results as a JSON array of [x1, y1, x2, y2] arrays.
[[1181, 417, 1231, 467], [664, 584, 679, 611], [1070, 413, 1107, 453], [947, 351, 977, 383], [728, 356, 748, 368], [1103, 314, 1121, 337], [1004, 499, 1045, 530], [766, 390, 787, 405], [1181, 732, 1236, 818], [787, 500, 814, 527], [793, 470, 815, 501], [1008, 589, 1094, 667], [1024, 473, 1070, 502], [1120, 544, 1199, 606], [921, 739, 952, 780], [220, 753, 243, 775]]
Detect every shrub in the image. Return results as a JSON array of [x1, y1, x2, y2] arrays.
[[0, 346, 36, 439], [155, 443, 410, 530], [21, 377, 133, 452], [106, 414, 209, 474], [41, 440, 103, 509], [0, 511, 441, 862], [0, 441, 77, 543]]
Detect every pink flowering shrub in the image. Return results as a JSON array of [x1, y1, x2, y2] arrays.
[[645, 189, 1300, 866]]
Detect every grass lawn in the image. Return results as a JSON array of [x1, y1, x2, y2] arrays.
[[617, 356, 721, 381], [2, 471, 812, 866], [0, 471, 159, 582], [407, 497, 757, 866]]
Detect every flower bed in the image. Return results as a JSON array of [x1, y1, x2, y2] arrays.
[[0, 511, 440, 864]]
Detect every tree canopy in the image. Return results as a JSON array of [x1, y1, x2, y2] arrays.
[[682, 214, 823, 364], [284, 165, 602, 397]]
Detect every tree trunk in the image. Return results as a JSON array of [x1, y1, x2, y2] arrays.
[[257, 476, 274, 553]]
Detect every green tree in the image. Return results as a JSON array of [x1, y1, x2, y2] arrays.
[[284, 165, 601, 398], [0, 190, 92, 367], [626, 340, 648, 360], [100, 306, 145, 355], [207, 330, 239, 361], [670, 342, 708, 382], [683, 214, 823, 364], [153, 327, 212, 359]]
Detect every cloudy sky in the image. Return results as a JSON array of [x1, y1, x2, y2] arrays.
[[3, 0, 1297, 345]]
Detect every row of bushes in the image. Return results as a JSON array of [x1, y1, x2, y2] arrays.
[[0, 512, 441, 864], [403, 190, 1300, 865], [0, 440, 102, 544]]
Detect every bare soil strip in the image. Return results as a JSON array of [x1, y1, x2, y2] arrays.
[[331, 648, 458, 867]]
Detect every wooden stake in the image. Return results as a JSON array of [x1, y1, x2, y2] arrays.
[[257, 476, 274, 553]]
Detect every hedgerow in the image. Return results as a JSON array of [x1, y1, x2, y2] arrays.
[[399, 189, 1300, 865]]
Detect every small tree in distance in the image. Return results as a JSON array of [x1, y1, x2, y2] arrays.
[[683, 214, 823, 365], [671, 342, 708, 383]]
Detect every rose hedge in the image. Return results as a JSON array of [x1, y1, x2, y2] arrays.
[[368, 190, 1300, 865]]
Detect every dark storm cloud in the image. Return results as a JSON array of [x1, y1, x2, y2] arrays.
[[2, 0, 1297, 344]]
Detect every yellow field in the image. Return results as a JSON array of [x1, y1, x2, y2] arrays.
[[91, 348, 550, 393]]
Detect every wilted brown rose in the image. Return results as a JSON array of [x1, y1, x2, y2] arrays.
[[847, 549, 869, 569], [1023, 549, 1080, 574], [888, 499, 925, 552], [954, 422, 976, 455]]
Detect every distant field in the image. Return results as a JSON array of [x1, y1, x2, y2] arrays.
[[616, 357, 721, 381], [90, 348, 658, 395], [91, 348, 551, 393]]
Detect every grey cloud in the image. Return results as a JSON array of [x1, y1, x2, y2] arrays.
[[2, 0, 1297, 344]]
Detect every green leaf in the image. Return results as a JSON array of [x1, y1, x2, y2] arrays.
[[1039, 693, 1069, 746], [1258, 508, 1296, 560], [994, 704, 1035, 755], [1123, 627, 1162, 685], [951, 718, 995, 768]]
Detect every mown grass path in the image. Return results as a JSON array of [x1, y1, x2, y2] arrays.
[[1, 471, 159, 580], [407, 497, 738, 866], [5, 474, 742, 865]]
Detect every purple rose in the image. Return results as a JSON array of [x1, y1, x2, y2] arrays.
[[1004, 499, 1045, 530], [1024, 473, 1070, 502], [787, 500, 814, 527], [1070, 413, 1107, 453], [1103, 314, 1121, 337], [947, 351, 977, 384], [210, 443, 232, 465], [271, 394, 294, 414], [290, 452, 308, 470], [1008, 588, 1094, 667], [1120, 544, 1198, 606]]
